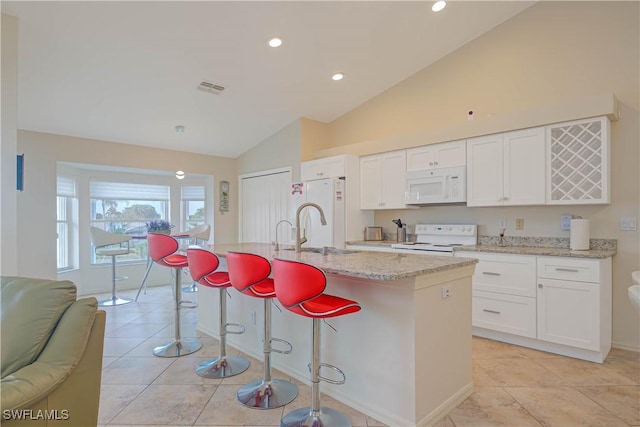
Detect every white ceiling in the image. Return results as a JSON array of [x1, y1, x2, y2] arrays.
[[2, 1, 534, 158]]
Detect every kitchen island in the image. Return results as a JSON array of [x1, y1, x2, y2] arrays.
[[197, 243, 477, 427]]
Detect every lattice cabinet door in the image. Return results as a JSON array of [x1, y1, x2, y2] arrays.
[[546, 117, 610, 204]]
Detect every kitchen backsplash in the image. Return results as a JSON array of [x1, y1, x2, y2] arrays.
[[479, 235, 617, 251]]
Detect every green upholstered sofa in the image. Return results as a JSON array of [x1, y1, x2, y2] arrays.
[[1, 277, 106, 426]]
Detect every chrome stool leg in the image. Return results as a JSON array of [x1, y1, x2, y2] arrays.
[[196, 288, 250, 378], [153, 267, 202, 357], [182, 280, 199, 293], [237, 299, 298, 409], [280, 318, 351, 427], [134, 256, 154, 302], [99, 254, 132, 307]]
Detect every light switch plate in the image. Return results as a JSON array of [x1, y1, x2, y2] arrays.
[[561, 214, 572, 231], [620, 217, 637, 231]]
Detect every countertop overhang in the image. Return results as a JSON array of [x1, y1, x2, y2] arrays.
[[205, 242, 477, 281]]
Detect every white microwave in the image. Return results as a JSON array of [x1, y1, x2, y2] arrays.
[[405, 166, 466, 205]]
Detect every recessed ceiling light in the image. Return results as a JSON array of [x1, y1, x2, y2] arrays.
[[176, 170, 185, 180], [432, 1, 446, 12], [332, 73, 344, 81], [268, 37, 283, 48]]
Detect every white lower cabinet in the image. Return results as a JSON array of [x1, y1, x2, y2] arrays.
[[457, 251, 612, 362], [472, 290, 537, 338]]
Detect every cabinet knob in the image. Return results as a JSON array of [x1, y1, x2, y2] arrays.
[[538, 284, 543, 288], [503, 196, 509, 201], [434, 161, 439, 166], [429, 162, 434, 166]]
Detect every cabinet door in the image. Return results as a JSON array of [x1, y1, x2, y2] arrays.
[[434, 140, 466, 168], [380, 150, 408, 209], [503, 127, 545, 206], [360, 155, 384, 209], [537, 278, 599, 350], [546, 117, 610, 204], [406, 146, 436, 172], [301, 156, 345, 181], [466, 134, 504, 206]]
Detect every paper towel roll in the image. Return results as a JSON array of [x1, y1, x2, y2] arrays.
[[570, 219, 590, 251]]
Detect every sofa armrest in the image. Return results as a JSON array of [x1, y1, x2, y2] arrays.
[[1, 298, 98, 411]]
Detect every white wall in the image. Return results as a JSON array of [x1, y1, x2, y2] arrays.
[[16, 130, 238, 284], [323, 2, 640, 350], [1, 13, 19, 276], [237, 119, 302, 180]]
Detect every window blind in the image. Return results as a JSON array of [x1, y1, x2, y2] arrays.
[[90, 181, 169, 200], [181, 185, 205, 201], [57, 176, 77, 197]]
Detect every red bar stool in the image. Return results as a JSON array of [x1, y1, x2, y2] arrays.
[[226, 252, 298, 409], [186, 248, 250, 378], [147, 233, 202, 357], [272, 258, 361, 427]]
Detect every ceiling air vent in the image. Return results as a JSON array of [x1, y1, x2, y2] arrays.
[[197, 80, 225, 95]]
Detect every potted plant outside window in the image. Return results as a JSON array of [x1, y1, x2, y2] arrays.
[[146, 220, 174, 235]]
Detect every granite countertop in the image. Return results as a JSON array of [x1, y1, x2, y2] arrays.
[[206, 242, 477, 281], [348, 237, 617, 259], [454, 245, 616, 259], [346, 240, 397, 247]]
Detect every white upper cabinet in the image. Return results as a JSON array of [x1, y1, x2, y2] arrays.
[[467, 127, 545, 207], [301, 156, 346, 181], [546, 117, 610, 205], [406, 140, 466, 172], [360, 150, 408, 210]]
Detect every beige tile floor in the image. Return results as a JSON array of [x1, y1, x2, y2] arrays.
[[94, 285, 639, 427]]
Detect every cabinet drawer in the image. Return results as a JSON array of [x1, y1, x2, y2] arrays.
[[472, 290, 536, 338], [459, 252, 537, 297], [537, 257, 599, 283]]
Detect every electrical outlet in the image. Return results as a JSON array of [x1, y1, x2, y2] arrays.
[[498, 218, 507, 229], [515, 218, 525, 230], [441, 285, 452, 299], [561, 214, 573, 231]]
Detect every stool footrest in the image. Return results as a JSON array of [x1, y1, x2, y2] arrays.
[[308, 362, 346, 385], [269, 337, 293, 354], [179, 300, 197, 309], [224, 322, 245, 335]]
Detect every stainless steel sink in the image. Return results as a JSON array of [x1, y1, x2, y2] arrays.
[[281, 247, 360, 255]]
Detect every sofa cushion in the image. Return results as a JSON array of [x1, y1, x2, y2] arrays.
[[1, 277, 77, 379]]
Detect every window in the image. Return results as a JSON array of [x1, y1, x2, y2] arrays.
[[57, 176, 77, 271], [181, 185, 205, 230], [89, 181, 170, 264]]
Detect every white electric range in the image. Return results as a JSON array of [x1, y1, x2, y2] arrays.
[[391, 224, 477, 255]]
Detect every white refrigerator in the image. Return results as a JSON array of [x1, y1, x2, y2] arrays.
[[290, 178, 371, 249]]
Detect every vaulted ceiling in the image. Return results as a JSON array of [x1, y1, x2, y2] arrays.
[[2, 1, 534, 158]]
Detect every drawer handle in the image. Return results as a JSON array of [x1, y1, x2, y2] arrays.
[[482, 309, 501, 314], [555, 268, 579, 273], [482, 272, 501, 276]]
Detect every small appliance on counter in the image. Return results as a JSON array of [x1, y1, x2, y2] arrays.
[[392, 218, 407, 242], [364, 226, 383, 241]]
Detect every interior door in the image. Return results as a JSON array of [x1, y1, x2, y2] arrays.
[[240, 169, 291, 243]]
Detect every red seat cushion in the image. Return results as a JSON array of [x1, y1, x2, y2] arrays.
[[201, 271, 231, 288], [161, 253, 188, 268], [288, 294, 361, 319]]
